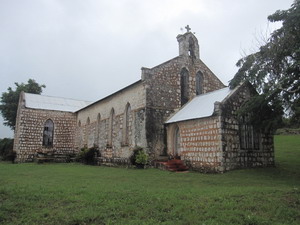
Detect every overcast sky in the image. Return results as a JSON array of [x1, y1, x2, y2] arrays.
[[0, 0, 293, 138]]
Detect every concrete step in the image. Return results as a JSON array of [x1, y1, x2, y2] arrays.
[[36, 153, 76, 163]]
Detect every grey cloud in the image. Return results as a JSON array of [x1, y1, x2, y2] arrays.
[[0, 0, 293, 138]]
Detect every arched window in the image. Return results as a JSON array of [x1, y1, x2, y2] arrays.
[[174, 126, 181, 156], [196, 71, 204, 95], [108, 108, 115, 147], [123, 103, 131, 145], [97, 113, 101, 123], [180, 68, 189, 106], [86, 117, 91, 147], [78, 120, 81, 127], [96, 113, 101, 144], [43, 119, 54, 147]]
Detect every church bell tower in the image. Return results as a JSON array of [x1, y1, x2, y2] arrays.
[[177, 25, 200, 59]]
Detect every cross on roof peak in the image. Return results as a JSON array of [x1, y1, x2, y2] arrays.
[[185, 25, 191, 33]]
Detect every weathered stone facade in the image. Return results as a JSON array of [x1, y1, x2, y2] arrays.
[[14, 30, 274, 172], [167, 116, 222, 172], [14, 92, 77, 162], [75, 81, 147, 160], [219, 82, 274, 171], [166, 82, 274, 172], [143, 32, 225, 158]]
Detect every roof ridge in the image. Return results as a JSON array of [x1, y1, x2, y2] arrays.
[[24, 92, 92, 103]]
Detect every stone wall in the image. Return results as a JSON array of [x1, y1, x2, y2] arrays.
[[75, 81, 147, 158], [14, 96, 77, 162], [219, 83, 274, 171], [143, 53, 225, 157], [165, 82, 274, 173], [166, 117, 223, 173], [143, 56, 225, 109]]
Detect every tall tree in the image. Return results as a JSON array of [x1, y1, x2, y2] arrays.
[[229, 0, 300, 130], [0, 79, 46, 130]]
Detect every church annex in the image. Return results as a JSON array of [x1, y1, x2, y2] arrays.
[[13, 30, 274, 172]]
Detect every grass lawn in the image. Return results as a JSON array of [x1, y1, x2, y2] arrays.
[[0, 135, 299, 225]]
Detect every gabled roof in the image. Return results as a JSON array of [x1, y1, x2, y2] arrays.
[[24, 93, 92, 112], [165, 87, 231, 124]]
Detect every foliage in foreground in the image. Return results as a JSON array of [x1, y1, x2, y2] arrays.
[[0, 79, 45, 130], [0, 138, 15, 162], [130, 146, 149, 167], [230, 0, 300, 130], [0, 135, 299, 225], [76, 146, 99, 165]]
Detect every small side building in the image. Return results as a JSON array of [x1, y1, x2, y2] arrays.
[[165, 82, 274, 172], [14, 92, 91, 162]]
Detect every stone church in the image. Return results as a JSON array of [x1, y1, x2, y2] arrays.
[[13, 29, 274, 172]]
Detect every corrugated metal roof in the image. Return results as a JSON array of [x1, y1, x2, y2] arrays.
[[24, 93, 92, 112], [165, 87, 231, 124]]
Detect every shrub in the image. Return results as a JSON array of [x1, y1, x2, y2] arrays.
[[130, 146, 148, 168], [0, 138, 15, 162], [135, 150, 148, 165], [76, 146, 99, 165], [130, 146, 142, 165], [5, 151, 16, 163]]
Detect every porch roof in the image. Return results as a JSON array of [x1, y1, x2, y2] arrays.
[[165, 87, 231, 124]]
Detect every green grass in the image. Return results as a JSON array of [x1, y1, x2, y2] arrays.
[[0, 135, 299, 225]]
